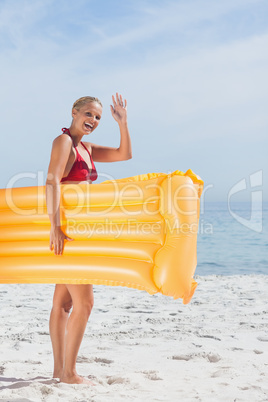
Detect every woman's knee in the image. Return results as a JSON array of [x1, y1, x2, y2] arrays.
[[52, 299, 73, 314], [74, 298, 94, 317], [52, 284, 73, 313]]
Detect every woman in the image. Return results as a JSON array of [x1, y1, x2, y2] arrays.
[[46, 93, 132, 384]]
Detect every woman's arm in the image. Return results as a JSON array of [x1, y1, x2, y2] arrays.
[[46, 135, 74, 255], [91, 93, 132, 162]]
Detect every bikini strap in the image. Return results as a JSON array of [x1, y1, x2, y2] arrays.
[[61, 127, 76, 148], [81, 141, 94, 164]]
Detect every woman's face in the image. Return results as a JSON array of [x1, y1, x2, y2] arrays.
[[72, 102, 102, 135]]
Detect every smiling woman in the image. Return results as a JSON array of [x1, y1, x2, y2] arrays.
[[45, 93, 132, 385], [71, 97, 102, 136]]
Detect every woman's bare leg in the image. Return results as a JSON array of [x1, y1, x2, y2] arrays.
[[49, 284, 72, 378], [60, 284, 94, 384]]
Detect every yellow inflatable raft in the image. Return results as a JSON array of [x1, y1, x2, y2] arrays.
[[0, 169, 203, 304]]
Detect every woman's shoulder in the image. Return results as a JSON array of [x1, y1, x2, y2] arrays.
[[53, 133, 73, 147], [50, 134, 73, 156]]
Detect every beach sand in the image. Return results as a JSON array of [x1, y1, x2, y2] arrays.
[[0, 275, 267, 401]]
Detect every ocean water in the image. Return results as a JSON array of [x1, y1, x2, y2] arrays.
[[196, 201, 268, 275]]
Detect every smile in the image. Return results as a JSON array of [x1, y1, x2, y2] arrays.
[[84, 123, 93, 130]]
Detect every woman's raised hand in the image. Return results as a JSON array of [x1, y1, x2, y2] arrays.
[[110, 93, 127, 124]]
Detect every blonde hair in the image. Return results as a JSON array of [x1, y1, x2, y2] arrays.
[[72, 96, 102, 110]]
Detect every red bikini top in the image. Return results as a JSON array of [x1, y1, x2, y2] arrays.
[[60, 128, 98, 183]]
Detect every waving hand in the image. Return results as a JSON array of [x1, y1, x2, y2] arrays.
[[110, 93, 127, 124]]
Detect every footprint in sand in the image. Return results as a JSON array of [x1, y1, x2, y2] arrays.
[[142, 370, 163, 381], [257, 336, 268, 342], [77, 355, 113, 365], [253, 349, 263, 354], [204, 353, 221, 363], [1, 399, 33, 402], [199, 334, 221, 341], [171, 355, 192, 361], [211, 367, 232, 378], [76, 356, 92, 363], [107, 376, 129, 385], [40, 385, 54, 396], [94, 357, 114, 365], [170, 353, 221, 363]]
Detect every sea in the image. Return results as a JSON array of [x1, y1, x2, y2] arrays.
[[196, 201, 268, 275]]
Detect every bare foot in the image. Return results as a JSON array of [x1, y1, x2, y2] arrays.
[[60, 374, 95, 385]]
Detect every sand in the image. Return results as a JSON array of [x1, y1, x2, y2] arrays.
[[0, 275, 267, 401]]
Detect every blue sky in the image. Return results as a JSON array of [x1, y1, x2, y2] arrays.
[[0, 0, 267, 202]]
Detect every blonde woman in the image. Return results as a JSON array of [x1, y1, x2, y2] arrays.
[[46, 93, 132, 384]]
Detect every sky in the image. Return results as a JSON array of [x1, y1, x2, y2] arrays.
[[0, 0, 267, 202]]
